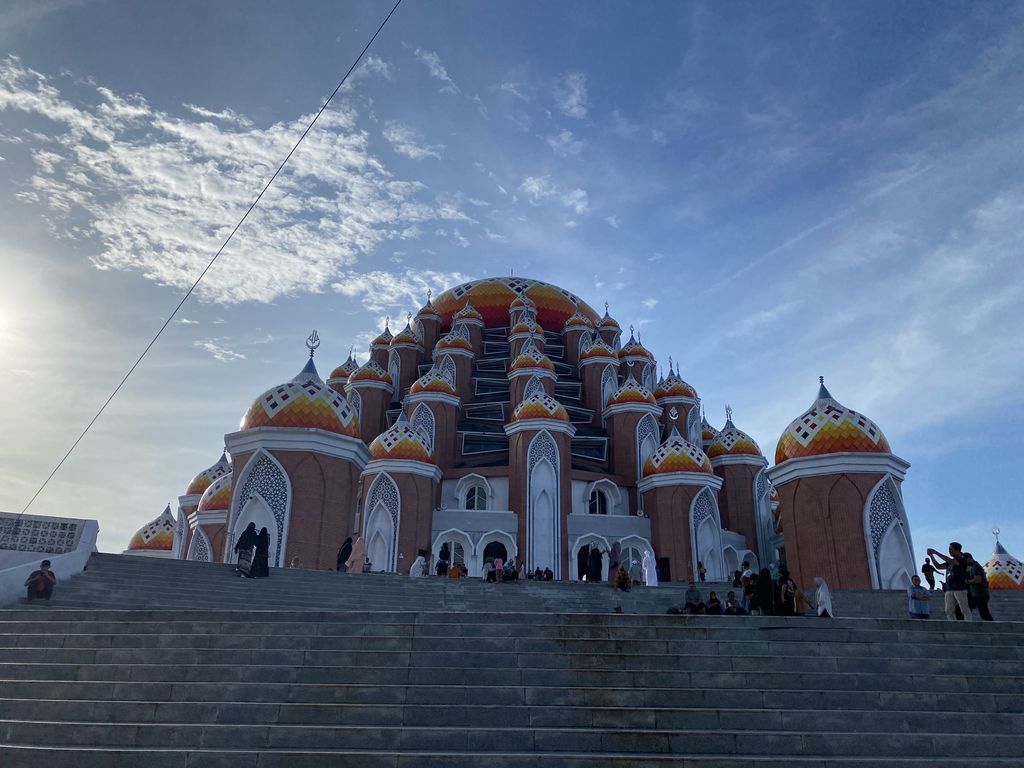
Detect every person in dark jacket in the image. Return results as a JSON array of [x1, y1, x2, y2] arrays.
[[336, 537, 353, 572], [234, 523, 258, 574], [250, 527, 270, 578], [587, 546, 603, 583], [755, 567, 775, 615]]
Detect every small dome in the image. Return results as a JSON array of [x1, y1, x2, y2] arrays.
[[453, 300, 483, 322], [329, 353, 359, 381], [579, 336, 617, 361], [598, 307, 621, 332], [510, 338, 555, 372], [983, 541, 1024, 591], [391, 321, 422, 347], [775, 379, 890, 465], [197, 473, 232, 513], [510, 319, 538, 337], [509, 293, 536, 311], [127, 504, 176, 552], [607, 375, 657, 407], [348, 359, 394, 386], [434, 331, 474, 353], [240, 358, 360, 437], [369, 413, 435, 464], [512, 392, 570, 422], [618, 332, 653, 361], [371, 322, 393, 347], [701, 416, 719, 442], [415, 294, 439, 320], [185, 451, 231, 497], [707, 413, 763, 459], [563, 307, 594, 331], [643, 428, 713, 477], [655, 368, 697, 400], [410, 364, 457, 396]]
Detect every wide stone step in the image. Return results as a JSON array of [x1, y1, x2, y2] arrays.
[[2, 719, 1021, 757]]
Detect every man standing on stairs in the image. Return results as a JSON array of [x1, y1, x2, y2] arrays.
[[921, 557, 937, 590], [964, 552, 994, 621], [927, 543, 971, 621]]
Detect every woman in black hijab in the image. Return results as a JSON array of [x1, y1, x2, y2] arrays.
[[234, 523, 258, 575], [250, 527, 270, 578], [755, 567, 775, 615], [587, 546, 603, 583], [336, 537, 353, 572]]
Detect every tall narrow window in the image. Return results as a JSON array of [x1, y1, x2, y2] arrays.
[[466, 485, 489, 510], [588, 489, 609, 515]]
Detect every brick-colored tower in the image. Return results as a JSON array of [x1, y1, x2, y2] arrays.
[[603, 375, 662, 515], [707, 408, 768, 563], [175, 451, 230, 560]]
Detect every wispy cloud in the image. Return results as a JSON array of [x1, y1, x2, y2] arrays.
[[415, 49, 459, 94], [553, 71, 588, 119], [382, 121, 443, 160], [518, 175, 589, 214], [331, 268, 472, 313], [546, 128, 583, 157], [193, 339, 245, 362]]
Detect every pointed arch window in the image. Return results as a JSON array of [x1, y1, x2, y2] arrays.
[[466, 485, 489, 510], [588, 489, 609, 515]]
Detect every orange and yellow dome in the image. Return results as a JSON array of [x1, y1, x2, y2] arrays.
[[434, 277, 600, 332], [707, 415, 763, 459], [983, 541, 1024, 590], [369, 414, 435, 464], [329, 353, 359, 381], [434, 328, 474, 353], [127, 504, 176, 551], [512, 392, 570, 422], [240, 359, 360, 437], [510, 340, 555, 372], [185, 452, 231, 497], [654, 369, 698, 400], [563, 308, 594, 331], [391, 322, 421, 347], [579, 337, 617, 361], [410, 365, 457, 396], [197, 474, 232, 513], [598, 308, 621, 333], [775, 380, 890, 465], [643, 428, 713, 477], [348, 360, 394, 386], [371, 323, 393, 348], [701, 416, 719, 442], [510, 319, 538, 337], [452, 299, 484, 323], [618, 333, 653, 361], [608, 376, 657, 407]]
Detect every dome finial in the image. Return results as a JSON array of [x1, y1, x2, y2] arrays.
[[725, 404, 733, 423], [819, 375, 824, 385], [306, 330, 320, 358], [993, 526, 1001, 541], [427, 288, 432, 303], [817, 375, 833, 400]]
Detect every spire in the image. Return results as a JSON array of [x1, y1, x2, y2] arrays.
[[817, 375, 833, 400], [724, 404, 734, 427], [306, 329, 320, 359]]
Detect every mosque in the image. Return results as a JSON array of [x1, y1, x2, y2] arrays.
[[122, 276, 1022, 591]]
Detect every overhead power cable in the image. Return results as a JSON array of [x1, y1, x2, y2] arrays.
[[3, 0, 404, 541]]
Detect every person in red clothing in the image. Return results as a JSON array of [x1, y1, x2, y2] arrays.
[[24, 560, 57, 602]]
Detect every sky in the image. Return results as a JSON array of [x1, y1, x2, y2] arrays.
[[1, 1, 1022, 563]]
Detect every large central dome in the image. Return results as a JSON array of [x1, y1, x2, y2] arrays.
[[433, 277, 601, 332]]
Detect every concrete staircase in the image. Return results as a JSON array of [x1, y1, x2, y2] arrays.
[[0, 554, 1022, 766]]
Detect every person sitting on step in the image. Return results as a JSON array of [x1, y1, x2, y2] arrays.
[[723, 591, 747, 615], [706, 591, 722, 615], [683, 582, 705, 614], [24, 560, 57, 602]]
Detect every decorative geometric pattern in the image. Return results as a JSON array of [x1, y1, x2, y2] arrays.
[[512, 392, 570, 422], [415, 297, 439, 320], [528, 429, 559, 474], [371, 323, 393, 347], [410, 362, 457, 395], [702, 416, 719, 442], [510, 319, 538, 337], [434, 277, 601, 332], [524, 374, 546, 400], [439, 355, 457, 386], [174, 510, 186, 557], [510, 292, 536, 310], [453, 299, 484, 322], [600, 365, 617, 417], [984, 542, 1024, 590], [329, 354, 359, 381], [198, 474, 232, 513], [579, 337, 616, 361], [187, 528, 210, 562], [563, 307, 594, 330], [510, 337, 555, 372], [643, 428, 713, 477], [241, 360, 360, 437], [867, 479, 899, 555], [185, 452, 231, 496], [692, 488, 714, 527], [686, 404, 701, 445], [619, 333, 653, 361], [636, 413, 660, 474], [388, 352, 400, 389], [434, 324, 474, 352], [347, 387, 362, 421], [365, 473, 400, 569], [349, 359, 394, 387], [608, 375, 657, 407], [775, 383, 890, 464], [232, 452, 290, 567], [598, 309, 621, 332], [0, 514, 82, 554], [707, 418, 762, 459], [410, 404, 436, 452], [655, 369, 698, 400], [127, 505, 176, 551], [369, 414, 436, 463], [391, 322, 422, 347]]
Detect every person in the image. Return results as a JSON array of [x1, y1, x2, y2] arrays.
[[543, 567, 554, 581], [697, 561, 707, 583], [683, 582, 705, 614], [706, 591, 722, 615], [533, 567, 543, 581], [587, 547, 603, 583], [492, 554, 504, 584], [409, 554, 426, 577], [448, 562, 464, 579], [607, 543, 621, 583], [345, 537, 367, 573], [24, 560, 57, 602], [908, 575, 930, 619], [794, 586, 814, 616], [755, 568, 774, 615], [642, 550, 658, 588], [336, 536, 353, 572], [964, 552, 993, 621], [234, 523, 258, 575], [250, 527, 270, 578], [778, 569, 797, 616], [732, 570, 742, 589], [436, 543, 450, 577], [723, 591, 746, 615], [484, 558, 496, 583], [503, 559, 517, 582], [813, 577, 833, 618], [288, 555, 304, 569], [921, 557, 936, 590], [577, 544, 590, 581], [361, 558, 372, 573], [927, 542, 971, 621], [517, 559, 526, 582], [614, 564, 632, 592]]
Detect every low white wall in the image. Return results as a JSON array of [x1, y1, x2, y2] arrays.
[[0, 516, 99, 606]]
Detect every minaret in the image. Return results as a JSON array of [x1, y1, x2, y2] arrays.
[[603, 375, 662, 514], [389, 316, 425, 400], [507, 333, 556, 405], [653, 358, 700, 444], [326, 349, 359, 395], [414, 291, 441, 353], [176, 451, 230, 560], [346, 357, 393, 443], [767, 378, 914, 590], [433, 322, 475, 402], [707, 406, 767, 559], [597, 303, 622, 348], [577, 334, 619, 427], [452, 300, 485, 355], [370, 320, 392, 370], [562, 306, 594, 368], [405, 359, 462, 470]]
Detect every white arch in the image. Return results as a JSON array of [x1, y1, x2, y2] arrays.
[[411, 403, 436, 452], [433, 527, 475, 574], [173, 508, 187, 560], [578, 331, 593, 358], [570, 533, 611, 582], [583, 478, 622, 515], [686, 403, 701, 446], [438, 354, 457, 389], [642, 363, 655, 391], [527, 430, 560, 577], [186, 526, 212, 563], [234, 495, 278, 564], [864, 475, 916, 590], [600, 365, 617, 422], [454, 473, 492, 510], [363, 473, 400, 572], [690, 487, 725, 581], [228, 448, 292, 567], [477, 528, 518, 573], [348, 388, 362, 422], [388, 351, 400, 396]]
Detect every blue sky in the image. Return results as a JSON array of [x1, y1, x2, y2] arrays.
[[1, 1, 1021, 563]]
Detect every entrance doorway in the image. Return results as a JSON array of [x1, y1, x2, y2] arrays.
[[482, 541, 507, 564]]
